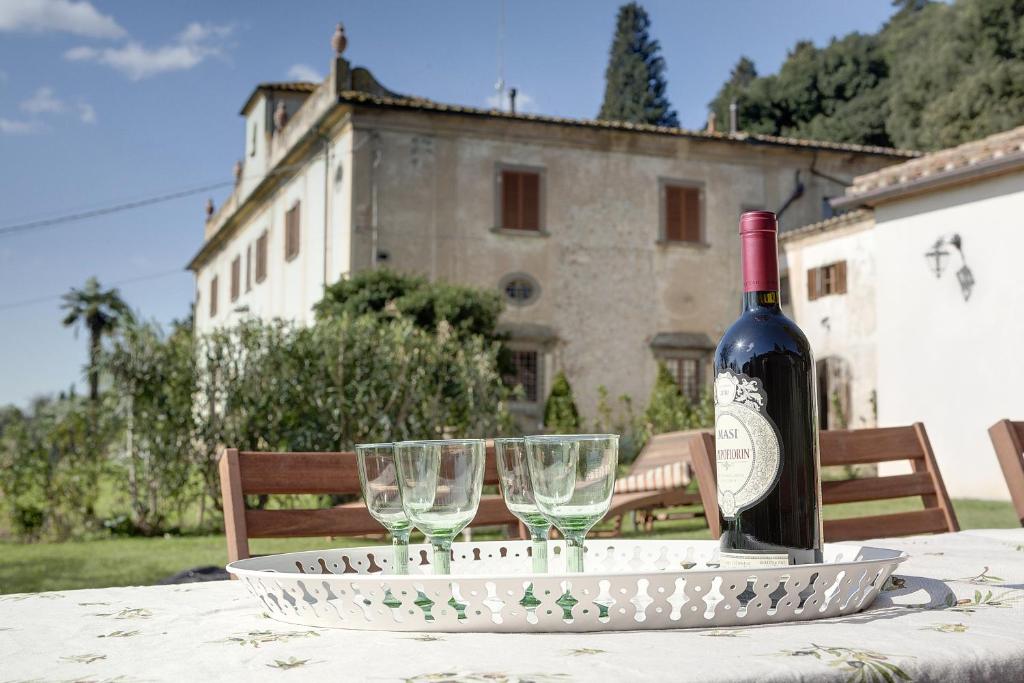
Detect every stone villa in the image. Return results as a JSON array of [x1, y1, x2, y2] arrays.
[[188, 24, 914, 425]]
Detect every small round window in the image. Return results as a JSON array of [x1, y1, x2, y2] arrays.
[[500, 273, 540, 306]]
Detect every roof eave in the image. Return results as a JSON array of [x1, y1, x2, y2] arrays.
[[833, 150, 1024, 209]]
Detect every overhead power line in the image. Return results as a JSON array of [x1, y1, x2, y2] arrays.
[[0, 181, 234, 238], [0, 268, 188, 313]]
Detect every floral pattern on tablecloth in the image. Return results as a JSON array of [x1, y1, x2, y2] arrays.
[[1, 529, 1023, 682]]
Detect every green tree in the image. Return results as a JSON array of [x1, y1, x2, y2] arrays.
[[597, 2, 679, 127], [708, 0, 1024, 151], [543, 371, 581, 433], [642, 363, 692, 436], [103, 319, 197, 534], [314, 269, 504, 340], [61, 277, 134, 400]]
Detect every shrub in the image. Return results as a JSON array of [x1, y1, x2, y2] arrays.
[[543, 371, 581, 433]]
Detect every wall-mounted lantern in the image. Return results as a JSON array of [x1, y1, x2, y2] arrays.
[[924, 233, 974, 301]]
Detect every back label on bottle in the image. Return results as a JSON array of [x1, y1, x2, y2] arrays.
[[714, 370, 783, 519]]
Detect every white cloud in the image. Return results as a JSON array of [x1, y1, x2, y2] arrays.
[[20, 86, 64, 114], [485, 89, 537, 113], [0, 118, 42, 134], [77, 102, 96, 123], [287, 64, 323, 83], [64, 22, 234, 80], [0, 0, 125, 39]]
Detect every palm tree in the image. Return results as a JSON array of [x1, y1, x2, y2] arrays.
[[61, 277, 134, 400]]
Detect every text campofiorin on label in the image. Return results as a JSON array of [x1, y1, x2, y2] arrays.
[[713, 370, 783, 519]]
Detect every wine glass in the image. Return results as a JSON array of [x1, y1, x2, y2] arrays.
[[355, 443, 411, 575], [494, 437, 551, 573], [394, 439, 485, 574], [524, 434, 619, 573]]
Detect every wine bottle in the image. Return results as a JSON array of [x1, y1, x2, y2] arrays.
[[713, 210, 823, 567]]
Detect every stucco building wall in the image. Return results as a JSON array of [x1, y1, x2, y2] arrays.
[[873, 172, 1024, 500]]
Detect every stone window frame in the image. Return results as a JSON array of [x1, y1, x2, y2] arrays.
[[657, 177, 708, 247], [492, 162, 549, 237], [655, 349, 711, 401]]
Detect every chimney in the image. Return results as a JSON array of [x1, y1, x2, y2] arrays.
[[729, 100, 738, 134], [330, 21, 352, 95], [509, 88, 517, 115], [205, 198, 215, 219], [707, 111, 717, 134]]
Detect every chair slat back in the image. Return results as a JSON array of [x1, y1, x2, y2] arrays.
[[219, 443, 505, 563], [628, 431, 700, 474], [988, 419, 1024, 526], [686, 423, 959, 543]]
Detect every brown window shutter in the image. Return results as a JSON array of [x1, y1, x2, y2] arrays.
[[285, 203, 301, 261], [230, 256, 241, 302], [501, 170, 520, 229], [807, 267, 819, 301], [681, 187, 701, 242], [210, 276, 218, 317], [665, 186, 683, 241], [520, 172, 540, 230], [255, 232, 268, 282], [836, 260, 848, 294]]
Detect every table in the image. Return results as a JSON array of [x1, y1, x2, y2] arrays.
[[2, 529, 1023, 682]]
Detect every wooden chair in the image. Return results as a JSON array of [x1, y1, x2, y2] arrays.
[[688, 423, 960, 542], [604, 430, 710, 535], [219, 444, 522, 563], [988, 419, 1024, 526]]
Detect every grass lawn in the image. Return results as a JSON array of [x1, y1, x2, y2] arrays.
[[0, 498, 1017, 595]]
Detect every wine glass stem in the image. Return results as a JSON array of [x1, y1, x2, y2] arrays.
[[431, 537, 452, 575], [565, 533, 586, 573], [391, 528, 410, 575], [529, 526, 549, 573]]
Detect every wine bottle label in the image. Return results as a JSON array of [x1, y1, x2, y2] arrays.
[[713, 370, 783, 520], [719, 551, 790, 569]]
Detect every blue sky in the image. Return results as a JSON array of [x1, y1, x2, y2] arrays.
[[0, 0, 897, 406]]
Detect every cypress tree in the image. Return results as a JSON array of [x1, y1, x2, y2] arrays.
[[598, 2, 679, 127], [543, 371, 581, 433]]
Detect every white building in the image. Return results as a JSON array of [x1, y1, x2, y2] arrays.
[[784, 125, 1024, 500], [188, 25, 911, 425]]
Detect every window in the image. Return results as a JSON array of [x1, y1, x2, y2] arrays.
[[249, 123, 256, 157], [285, 202, 301, 261], [245, 244, 252, 292], [498, 168, 541, 231], [499, 273, 540, 306], [255, 231, 268, 282], [230, 256, 241, 302], [807, 261, 848, 301], [663, 183, 702, 243], [779, 273, 791, 306], [504, 349, 539, 402], [209, 275, 218, 318], [665, 357, 703, 402]]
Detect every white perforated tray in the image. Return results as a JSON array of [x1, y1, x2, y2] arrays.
[[227, 539, 906, 632]]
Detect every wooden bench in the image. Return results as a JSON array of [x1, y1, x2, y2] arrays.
[[688, 423, 960, 542], [219, 444, 522, 563], [988, 419, 1024, 526]]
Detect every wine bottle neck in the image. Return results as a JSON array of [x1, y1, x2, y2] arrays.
[[743, 290, 781, 312]]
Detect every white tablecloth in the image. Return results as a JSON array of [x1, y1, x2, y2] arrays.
[[2, 529, 1023, 682]]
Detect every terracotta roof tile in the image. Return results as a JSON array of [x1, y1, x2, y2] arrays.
[[780, 209, 873, 242], [337, 91, 918, 158], [845, 124, 1024, 199]]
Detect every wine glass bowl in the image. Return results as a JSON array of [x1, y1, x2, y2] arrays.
[[494, 437, 552, 572], [355, 443, 411, 574], [394, 439, 486, 574], [524, 434, 618, 573]]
